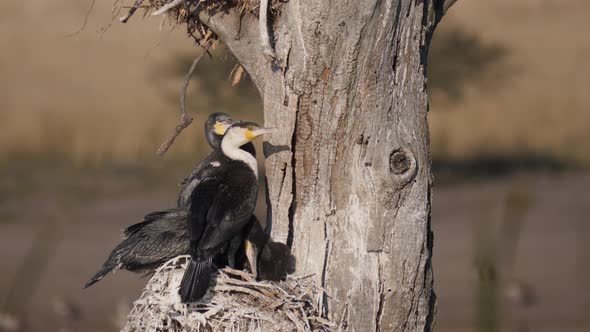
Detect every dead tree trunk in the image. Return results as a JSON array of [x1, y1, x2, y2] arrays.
[[193, 0, 455, 330]]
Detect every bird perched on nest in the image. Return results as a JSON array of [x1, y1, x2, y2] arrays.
[[83, 113, 237, 288], [84, 114, 292, 289], [179, 122, 276, 302], [176, 113, 256, 209], [238, 219, 295, 282]]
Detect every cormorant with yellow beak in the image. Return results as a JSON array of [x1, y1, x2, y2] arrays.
[[179, 122, 275, 302], [84, 114, 290, 288], [84, 113, 243, 288], [177, 113, 255, 208]]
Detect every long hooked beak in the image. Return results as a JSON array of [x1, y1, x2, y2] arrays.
[[252, 127, 278, 137]]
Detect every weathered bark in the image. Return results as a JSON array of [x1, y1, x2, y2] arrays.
[[196, 0, 456, 330]]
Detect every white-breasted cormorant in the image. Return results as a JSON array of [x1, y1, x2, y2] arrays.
[[177, 113, 255, 208], [83, 115, 290, 289], [179, 122, 275, 303], [84, 113, 240, 288]]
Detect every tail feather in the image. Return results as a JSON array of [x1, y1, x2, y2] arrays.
[[179, 258, 213, 303], [83, 259, 117, 289]]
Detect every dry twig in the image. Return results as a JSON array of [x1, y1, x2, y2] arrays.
[[156, 42, 212, 156], [66, 0, 96, 37], [152, 0, 185, 16], [120, 0, 145, 23]]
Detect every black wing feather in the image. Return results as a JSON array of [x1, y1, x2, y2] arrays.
[[187, 177, 222, 247], [123, 208, 187, 238], [177, 144, 255, 208], [84, 209, 190, 288], [179, 161, 257, 302], [196, 172, 258, 255]]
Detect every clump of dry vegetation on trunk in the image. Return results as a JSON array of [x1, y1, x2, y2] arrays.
[[118, 0, 281, 44]]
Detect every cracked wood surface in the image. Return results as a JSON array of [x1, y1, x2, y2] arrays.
[[196, 0, 448, 330]]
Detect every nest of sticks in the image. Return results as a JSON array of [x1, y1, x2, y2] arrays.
[[116, 0, 281, 43], [121, 256, 335, 332]]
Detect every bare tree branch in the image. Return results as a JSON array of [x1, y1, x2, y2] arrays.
[[120, 0, 144, 23], [156, 113, 194, 157], [152, 0, 185, 16], [65, 0, 96, 37], [156, 42, 212, 156], [180, 41, 212, 115]]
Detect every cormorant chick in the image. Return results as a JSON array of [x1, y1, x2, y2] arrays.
[[179, 123, 275, 303], [234, 220, 296, 282]]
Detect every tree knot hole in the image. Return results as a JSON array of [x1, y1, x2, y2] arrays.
[[389, 149, 410, 174], [389, 147, 417, 182]]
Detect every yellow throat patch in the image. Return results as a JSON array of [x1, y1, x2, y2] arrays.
[[214, 122, 227, 135]]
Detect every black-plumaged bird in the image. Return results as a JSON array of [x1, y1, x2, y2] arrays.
[[83, 114, 287, 289], [83, 114, 291, 289], [177, 113, 255, 209], [179, 122, 275, 303], [84, 113, 241, 289], [234, 219, 295, 282], [83, 211, 279, 289]]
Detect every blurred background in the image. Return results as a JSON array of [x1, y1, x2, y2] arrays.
[[0, 0, 588, 331]]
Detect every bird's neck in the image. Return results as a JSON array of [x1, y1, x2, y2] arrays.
[[221, 141, 258, 179], [207, 133, 222, 150]]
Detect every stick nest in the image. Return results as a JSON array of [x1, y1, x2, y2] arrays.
[[121, 256, 335, 332], [132, 0, 282, 44]]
